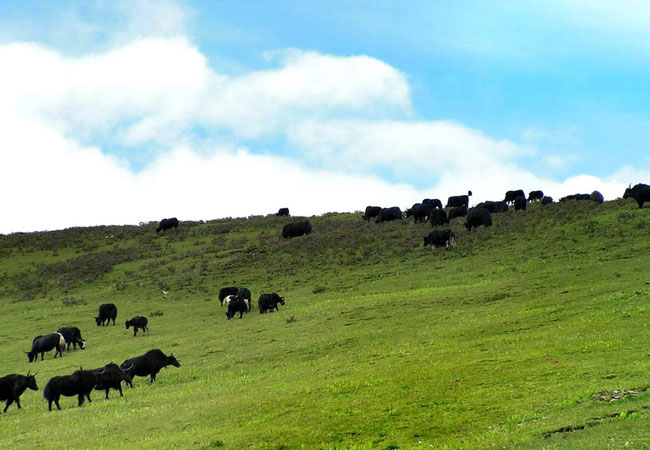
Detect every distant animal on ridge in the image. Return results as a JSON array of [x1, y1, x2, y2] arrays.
[[156, 217, 179, 234], [465, 208, 492, 230], [541, 196, 554, 205], [591, 190, 604, 204], [276, 208, 290, 216], [514, 196, 527, 211], [528, 190, 544, 202], [475, 201, 508, 213], [446, 191, 472, 208], [504, 190, 525, 204], [423, 230, 456, 250], [95, 303, 117, 326], [448, 205, 467, 220], [407, 203, 434, 223], [560, 193, 592, 202], [429, 208, 449, 226], [422, 198, 443, 209], [363, 206, 382, 221], [376, 207, 402, 223], [282, 221, 312, 238], [623, 183, 650, 208]]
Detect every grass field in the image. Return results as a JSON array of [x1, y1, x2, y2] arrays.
[[0, 199, 649, 449]]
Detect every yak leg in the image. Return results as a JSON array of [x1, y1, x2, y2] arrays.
[[118, 385, 123, 396], [105, 389, 110, 400], [3, 399, 12, 413], [77, 393, 85, 407], [15, 398, 21, 409]]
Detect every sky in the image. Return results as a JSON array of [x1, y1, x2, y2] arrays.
[[1, 0, 650, 233]]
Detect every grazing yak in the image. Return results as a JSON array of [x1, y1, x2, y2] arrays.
[[276, 208, 290, 216], [448, 205, 467, 219], [226, 297, 248, 319], [623, 183, 650, 208], [446, 191, 472, 208], [560, 193, 592, 202], [282, 221, 312, 238], [156, 217, 179, 234], [376, 207, 402, 223], [476, 201, 508, 213], [429, 208, 449, 226], [222, 295, 236, 309], [0, 372, 38, 413], [43, 369, 100, 411], [423, 230, 456, 250], [258, 293, 285, 314], [528, 190, 544, 202], [236, 287, 252, 312], [504, 190, 526, 204], [514, 196, 527, 211], [95, 303, 117, 326], [541, 196, 554, 205], [363, 206, 382, 221], [591, 190, 604, 204], [125, 316, 149, 337], [91, 363, 132, 399], [26, 333, 66, 362], [406, 203, 434, 223], [121, 349, 180, 384], [56, 327, 86, 351], [465, 208, 492, 230], [422, 198, 443, 209], [219, 287, 238, 306]]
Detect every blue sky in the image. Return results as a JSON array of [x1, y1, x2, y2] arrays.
[[1, 1, 649, 232]]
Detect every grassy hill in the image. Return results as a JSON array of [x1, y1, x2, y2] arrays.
[[0, 199, 649, 449]]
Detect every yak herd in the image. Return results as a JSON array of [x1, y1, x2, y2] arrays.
[[1, 302, 181, 412], [360, 184, 649, 250], [3, 288, 285, 412], [219, 286, 286, 319], [3, 184, 648, 414]]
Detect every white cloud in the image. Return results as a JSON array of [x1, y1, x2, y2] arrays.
[[0, 123, 426, 233], [0, 39, 411, 147], [288, 119, 530, 174]]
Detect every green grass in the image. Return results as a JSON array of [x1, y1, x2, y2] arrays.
[[1, 200, 650, 448]]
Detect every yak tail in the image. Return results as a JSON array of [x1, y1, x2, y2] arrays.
[[56, 332, 66, 348]]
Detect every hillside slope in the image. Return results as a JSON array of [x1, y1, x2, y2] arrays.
[[0, 200, 649, 449]]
